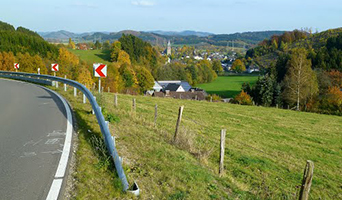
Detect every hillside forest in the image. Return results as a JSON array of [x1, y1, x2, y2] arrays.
[[238, 29, 342, 115]]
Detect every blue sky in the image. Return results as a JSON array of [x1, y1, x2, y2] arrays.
[[1, 0, 341, 34]]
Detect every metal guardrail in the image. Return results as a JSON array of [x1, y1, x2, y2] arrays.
[[0, 71, 139, 195]]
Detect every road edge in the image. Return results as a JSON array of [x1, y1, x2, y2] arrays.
[[42, 87, 73, 200]]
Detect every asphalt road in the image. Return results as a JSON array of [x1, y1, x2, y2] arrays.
[[0, 79, 70, 200]]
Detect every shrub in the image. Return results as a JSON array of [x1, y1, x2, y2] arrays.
[[231, 90, 253, 105]]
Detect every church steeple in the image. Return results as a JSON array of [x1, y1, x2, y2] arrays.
[[167, 40, 171, 56]]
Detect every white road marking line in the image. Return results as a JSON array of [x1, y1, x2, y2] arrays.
[[33, 139, 43, 146], [42, 150, 63, 154], [47, 131, 65, 137], [45, 138, 62, 145], [46, 179, 63, 200], [20, 152, 37, 158]]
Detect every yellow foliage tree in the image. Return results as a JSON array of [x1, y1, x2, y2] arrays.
[[231, 59, 246, 73], [58, 47, 79, 79], [117, 50, 131, 66], [0, 52, 15, 71], [76, 66, 93, 87]]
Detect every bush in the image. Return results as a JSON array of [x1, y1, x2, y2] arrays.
[[231, 90, 253, 105], [206, 94, 222, 102]]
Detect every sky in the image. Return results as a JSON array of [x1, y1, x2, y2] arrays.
[[1, 0, 342, 34]]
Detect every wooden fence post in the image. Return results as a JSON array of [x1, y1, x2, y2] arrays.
[[108, 87, 110, 93], [299, 160, 314, 200], [114, 94, 118, 107], [174, 106, 184, 142], [219, 129, 226, 176], [132, 98, 136, 116], [154, 104, 158, 127]]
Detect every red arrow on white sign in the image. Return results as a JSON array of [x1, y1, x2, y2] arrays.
[[51, 63, 59, 72], [93, 63, 107, 77], [14, 63, 19, 69]]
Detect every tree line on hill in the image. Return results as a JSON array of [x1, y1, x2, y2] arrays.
[[234, 29, 342, 115], [0, 20, 220, 94]]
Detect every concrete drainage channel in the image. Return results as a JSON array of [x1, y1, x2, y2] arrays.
[[0, 71, 140, 198]]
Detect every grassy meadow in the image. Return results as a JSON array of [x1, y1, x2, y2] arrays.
[[69, 49, 111, 65], [198, 75, 259, 98], [55, 87, 342, 199]]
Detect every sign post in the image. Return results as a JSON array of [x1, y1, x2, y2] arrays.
[[93, 63, 107, 93], [14, 63, 19, 72], [51, 63, 59, 88]]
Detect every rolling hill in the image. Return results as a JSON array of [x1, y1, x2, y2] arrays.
[[39, 29, 285, 48]]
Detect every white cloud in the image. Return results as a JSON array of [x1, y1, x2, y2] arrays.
[[131, 0, 155, 7]]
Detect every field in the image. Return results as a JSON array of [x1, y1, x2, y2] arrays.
[[55, 87, 342, 199], [69, 49, 111, 65], [198, 75, 259, 98]]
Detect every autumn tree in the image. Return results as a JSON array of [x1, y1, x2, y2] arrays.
[[0, 51, 15, 71], [231, 90, 253, 105], [117, 50, 131, 66], [231, 59, 246, 73], [282, 48, 318, 110], [16, 52, 45, 74], [110, 41, 121, 62], [76, 66, 93, 87], [57, 48, 80, 79], [135, 66, 154, 94], [68, 38, 76, 49]]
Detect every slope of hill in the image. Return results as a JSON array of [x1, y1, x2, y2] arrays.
[[57, 88, 342, 199], [247, 28, 342, 69], [0, 21, 58, 58]]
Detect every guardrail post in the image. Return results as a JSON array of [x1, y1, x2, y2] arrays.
[[92, 96, 96, 115], [74, 87, 77, 97], [64, 75, 67, 91], [83, 94, 86, 104]]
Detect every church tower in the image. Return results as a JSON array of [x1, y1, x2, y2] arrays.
[[167, 40, 171, 56]]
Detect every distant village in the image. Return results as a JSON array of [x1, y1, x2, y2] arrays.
[[161, 41, 260, 74], [76, 39, 260, 101]]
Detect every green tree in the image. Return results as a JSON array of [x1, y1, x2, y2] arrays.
[[103, 40, 110, 50], [94, 40, 102, 50], [212, 59, 223, 74], [282, 48, 319, 110]]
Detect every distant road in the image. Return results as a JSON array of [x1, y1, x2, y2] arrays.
[[0, 79, 72, 200]]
